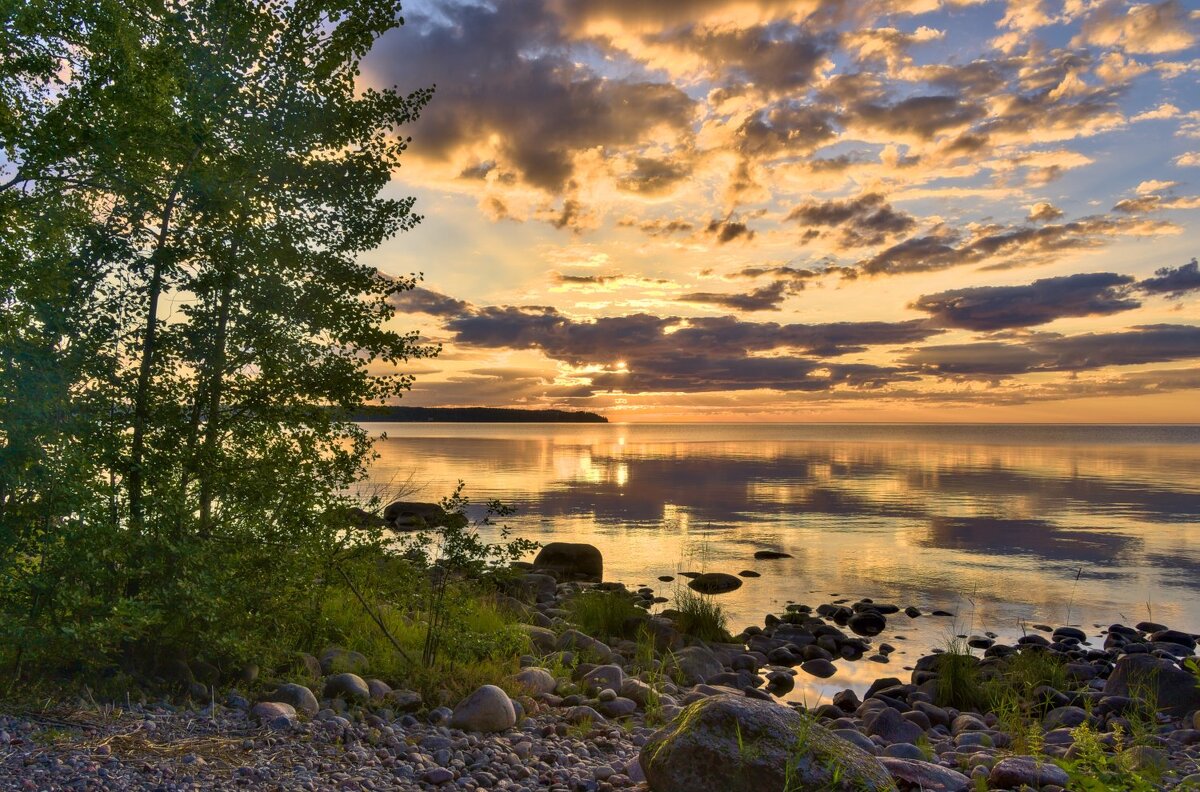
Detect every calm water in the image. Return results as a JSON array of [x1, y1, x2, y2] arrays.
[[362, 423, 1200, 700]]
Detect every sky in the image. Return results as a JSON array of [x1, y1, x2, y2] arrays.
[[361, 0, 1199, 422]]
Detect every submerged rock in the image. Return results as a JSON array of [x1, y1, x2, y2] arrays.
[[686, 572, 743, 594]]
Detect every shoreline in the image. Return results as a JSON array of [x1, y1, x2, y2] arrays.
[[4, 547, 1199, 791]]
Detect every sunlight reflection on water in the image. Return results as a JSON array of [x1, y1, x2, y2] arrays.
[[361, 423, 1200, 700]]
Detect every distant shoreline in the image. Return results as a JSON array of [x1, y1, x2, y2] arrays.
[[349, 406, 608, 423]]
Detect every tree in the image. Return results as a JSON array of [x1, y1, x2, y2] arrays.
[[0, 0, 436, 674]]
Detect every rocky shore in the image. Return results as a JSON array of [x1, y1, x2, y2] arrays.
[[3, 541, 1200, 791]]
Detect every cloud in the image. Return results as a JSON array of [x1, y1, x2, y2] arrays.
[[1073, 0, 1197, 54], [786, 192, 916, 247], [706, 217, 756, 243], [616, 157, 694, 195], [679, 282, 791, 311], [1026, 201, 1064, 222], [1176, 152, 1200, 167], [911, 272, 1140, 330], [369, 0, 696, 193], [1138, 258, 1200, 296], [390, 286, 471, 318], [906, 324, 1200, 377]]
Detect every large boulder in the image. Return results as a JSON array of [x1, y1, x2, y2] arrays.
[[383, 500, 451, 530], [264, 683, 319, 717], [686, 573, 742, 595], [640, 695, 896, 792], [323, 672, 370, 702], [879, 758, 970, 792], [1103, 653, 1200, 716], [450, 685, 517, 732], [533, 542, 603, 582], [988, 756, 1069, 788]]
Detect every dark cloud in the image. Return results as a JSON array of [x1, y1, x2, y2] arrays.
[[911, 272, 1140, 331], [857, 217, 1155, 276], [850, 95, 984, 139], [617, 216, 696, 236], [370, 0, 695, 192], [731, 264, 821, 282], [706, 217, 755, 243], [906, 324, 1200, 377], [1138, 258, 1200, 296], [679, 282, 790, 311], [617, 157, 693, 194], [647, 23, 833, 92], [787, 192, 916, 247], [734, 102, 839, 159], [1113, 195, 1161, 213], [390, 286, 471, 318]]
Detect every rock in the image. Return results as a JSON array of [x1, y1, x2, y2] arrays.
[[264, 683, 318, 717], [557, 629, 613, 663], [598, 697, 638, 718], [686, 572, 743, 594], [384, 689, 423, 712], [801, 659, 837, 678], [988, 756, 1069, 788], [318, 647, 368, 675], [513, 667, 557, 696], [532, 542, 604, 582], [565, 705, 606, 725], [291, 652, 322, 679], [423, 767, 454, 784], [366, 679, 391, 701], [519, 624, 558, 653], [848, 611, 887, 637], [738, 570, 761, 578], [582, 664, 625, 693], [640, 694, 896, 792], [250, 702, 296, 722], [383, 500, 448, 529], [323, 673, 370, 702], [449, 685, 517, 732], [880, 758, 970, 792], [671, 645, 723, 685], [1103, 653, 1200, 715], [882, 743, 926, 760], [1043, 705, 1089, 731], [868, 707, 925, 745], [753, 550, 793, 559], [658, 575, 675, 582]]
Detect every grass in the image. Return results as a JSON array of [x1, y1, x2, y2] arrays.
[[673, 589, 731, 642], [565, 589, 647, 642], [934, 638, 1070, 716], [314, 584, 529, 705]]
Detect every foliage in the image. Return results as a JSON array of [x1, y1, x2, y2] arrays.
[[1056, 722, 1160, 792], [1, 0, 436, 681], [566, 589, 646, 642], [673, 589, 731, 642]]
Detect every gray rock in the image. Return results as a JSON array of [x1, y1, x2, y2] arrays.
[[988, 756, 1069, 788], [1103, 653, 1200, 715], [384, 688, 423, 712], [449, 685, 516, 732], [519, 624, 558, 653], [323, 673, 370, 702], [532, 542, 603, 581], [250, 701, 296, 722], [582, 664, 625, 693], [880, 758, 970, 792], [640, 694, 896, 792], [513, 667, 557, 696], [1043, 705, 1089, 731], [686, 572, 743, 595], [868, 707, 925, 745], [598, 697, 638, 718], [557, 629, 613, 663], [365, 678, 391, 701], [671, 645, 723, 685], [264, 683, 318, 717], [619, 678, 654, 706], [883, 743, 927, 760]]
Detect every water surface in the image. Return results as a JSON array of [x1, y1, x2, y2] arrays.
[[362, 423, 1200, 700]]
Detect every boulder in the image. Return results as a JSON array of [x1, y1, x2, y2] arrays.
[[532, 542, 603, 582], [880, 758, 970, 792], [251, 701, 296, 722], [385, 689, 423, 712], [513, 667, 557, 696], [264, 683, 318, 717], [640, 694, 896, 792], [801, 659, 837, 678], [848, 611, 887, 637], [383, 500, 448, 529], [323, 673, 370, 702], [519, 624, 558, 654], [867, 707, 925, 745], [582, 664, 625, 693], [1103, 653, 1200, 715], [687, 573, 743, 595], [557, 629, 613, 663], [449, 685, 517, 732], [366, 679, 392, 701], [671, 645, 723, 685], [753, 550, 793, 560], [988, 756, 1069, 788]]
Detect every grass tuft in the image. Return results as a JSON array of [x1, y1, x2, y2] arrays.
[[673, 589, 730, 642]]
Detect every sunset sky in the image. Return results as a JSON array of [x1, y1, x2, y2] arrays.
[[363, 0, 1198, 422]]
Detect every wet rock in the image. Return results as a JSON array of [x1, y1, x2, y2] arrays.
[[753, 550, 793, 560], [801, 659, 837, 678], [640, 694, 896, 792], [686, 573, 743, 595], [849, 611, 887, 637], [533, 542, 604, 582]]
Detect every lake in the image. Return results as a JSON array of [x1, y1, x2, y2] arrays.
[[361, 423, 1200, 701]]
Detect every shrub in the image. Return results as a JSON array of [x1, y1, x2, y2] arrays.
[[566, 589, 646, 642]]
